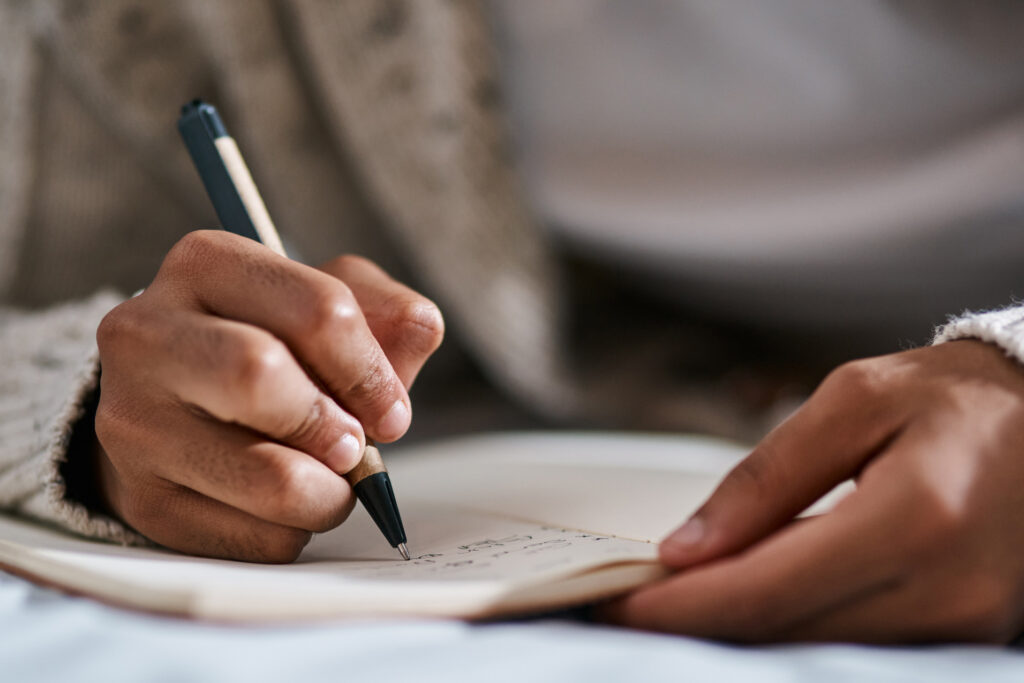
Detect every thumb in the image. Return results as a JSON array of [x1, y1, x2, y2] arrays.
[[660, 361, 904, 569]]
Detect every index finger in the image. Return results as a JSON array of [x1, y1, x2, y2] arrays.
[[661, 358, 909, 569], [603, 475, 911, 641], [159, 230, 411, 442]]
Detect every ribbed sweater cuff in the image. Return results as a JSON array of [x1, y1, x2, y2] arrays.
[[0, 290, 147, 546], [932, 303, 1024, 364]]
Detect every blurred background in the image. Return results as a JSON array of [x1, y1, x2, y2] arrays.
[[5, 0, 1024, 444], [475, 0, 1024, 440], [487, 0, 1024, 438]]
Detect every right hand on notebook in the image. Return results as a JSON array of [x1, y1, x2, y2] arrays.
[[603, 340, 1024, 643], [91, 230, 444, 561]]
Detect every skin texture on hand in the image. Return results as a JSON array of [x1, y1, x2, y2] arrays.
[[603, 340, 1024, 644], [93, 230, 444, 562]]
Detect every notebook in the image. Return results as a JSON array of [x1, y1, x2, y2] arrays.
[[0, 432, 762, 622]]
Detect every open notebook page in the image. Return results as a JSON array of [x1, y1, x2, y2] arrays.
[[0, 432, 756, 620], [0, 498, 661, 620]]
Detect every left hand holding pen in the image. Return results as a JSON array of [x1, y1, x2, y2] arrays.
[[603, 340, 1024, 643]]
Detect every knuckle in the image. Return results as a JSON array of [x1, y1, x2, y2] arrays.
[[93, 392, 141, 460], [226, 335, 291, 400], [95, 303, 140, 355], [278, 396, 328, 447], [345, 358, 399, 411], [822, 359, 883, 398], [820, 355, 909, 405], [264, 458, 318, 521], [162, 230, 220, 275], [321, 253, 380, 282], [330, 253, 368, 274], [304, 283, 359, 337], [95, 308, 122, 351], [92, 399, 123, 447], [390, 297, 445, 355]]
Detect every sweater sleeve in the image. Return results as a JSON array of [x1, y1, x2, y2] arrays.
[[932, 302, 1024, 363], [0, 290, 146, 545]]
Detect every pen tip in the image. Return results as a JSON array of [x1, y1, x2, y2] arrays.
[[398, 543, 410, 561]]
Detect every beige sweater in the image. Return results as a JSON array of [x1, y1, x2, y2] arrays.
[[1, 0, 1022, 545]]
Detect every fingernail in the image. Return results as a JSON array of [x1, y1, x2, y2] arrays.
[[376, 400, 411, 440], [325, 433, 363, 474], [664, 517, 706, 550]]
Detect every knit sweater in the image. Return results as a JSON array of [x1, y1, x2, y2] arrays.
[[1, 0, 1023, 545]]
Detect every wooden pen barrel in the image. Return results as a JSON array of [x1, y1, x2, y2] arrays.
[[343, 442, 387, 486]]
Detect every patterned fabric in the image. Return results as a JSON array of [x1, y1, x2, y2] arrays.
[[0, 290, 145, 543]]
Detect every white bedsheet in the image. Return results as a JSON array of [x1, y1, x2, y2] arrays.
[[2, 570, 1022, 683]]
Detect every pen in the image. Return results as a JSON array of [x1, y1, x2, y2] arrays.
[[176, 99, 410, 561]]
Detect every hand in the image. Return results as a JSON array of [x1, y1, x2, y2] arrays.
[[93, 230, 444, 562], [604, 340, 1024, 643]]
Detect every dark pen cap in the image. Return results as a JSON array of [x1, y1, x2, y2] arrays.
[[178, 99, 228, 139]]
